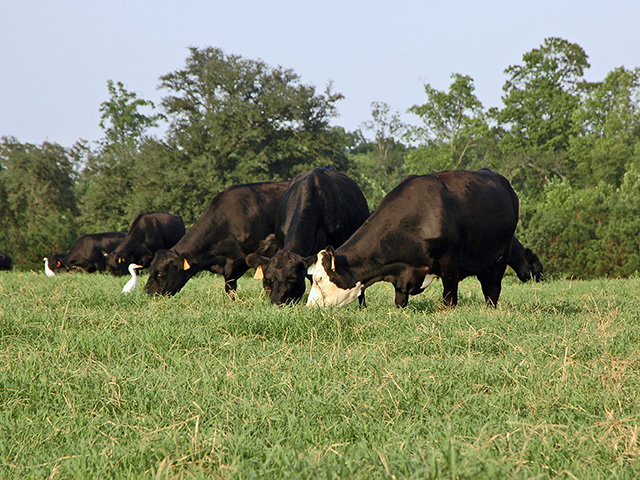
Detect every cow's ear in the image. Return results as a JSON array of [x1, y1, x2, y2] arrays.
[[246, 253, 268, 269], [322, 248, 336, 272], [182, 258, 191, 270], [255, 234, 279, 258], [304, 254, 318, 275], [246, 253, 270, 278], [524, 248, 533, 261]]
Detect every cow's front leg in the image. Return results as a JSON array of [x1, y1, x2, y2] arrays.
[[224, 279, 238, 296], [358, 291, 366, 308], [441, 275, 459, 306], [481, 283, 501, 307], [439, 254, 460, 307], [394, 289, 409, 307], [477, 264, 507, 307]]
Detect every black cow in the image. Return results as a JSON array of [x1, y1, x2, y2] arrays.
[[46, 232, 126, 273], [305, 169, 519, 308], [246, 167, 370, 305], [145, 182, 289, 296], [509, 236, 544, 282], [106, 213, 185, 276], [0, 252, 12, 271]]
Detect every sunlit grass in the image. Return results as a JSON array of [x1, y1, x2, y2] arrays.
[[1, 270, 639, 478]]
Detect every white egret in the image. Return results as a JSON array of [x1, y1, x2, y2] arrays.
[[43, 257, 56, 277], [122, 263, 144, 293]]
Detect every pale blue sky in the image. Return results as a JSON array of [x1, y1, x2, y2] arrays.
[[1, 0, 639, 147]]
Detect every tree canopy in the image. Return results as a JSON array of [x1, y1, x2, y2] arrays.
[[0, 138, 78, 266], [405, 73, 489, 174], [159, 46, 348, 183]]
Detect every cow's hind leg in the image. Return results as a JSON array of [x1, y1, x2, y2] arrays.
[[477, 262, 508, 307]]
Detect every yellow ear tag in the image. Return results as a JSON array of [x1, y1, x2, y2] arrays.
[[331, 255, 335, 271], [183, 258, 191, 270], [254, 265, 264, 279]]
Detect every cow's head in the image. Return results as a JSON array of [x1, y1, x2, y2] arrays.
[[246, 250, 309, 305], [106, 245, 153, 276], [144, 250, 194, 296], [525, 248, 544, 282], [305, 247, 362, 307], [104, 251, 131, 276], [47, 253, 66, 272]]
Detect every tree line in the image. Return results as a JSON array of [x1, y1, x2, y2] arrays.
[[2, 38, 640, 278]]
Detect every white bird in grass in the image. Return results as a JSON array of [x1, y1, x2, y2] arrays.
[[43, 257, 56, 277], [122, 263, 144, 293]]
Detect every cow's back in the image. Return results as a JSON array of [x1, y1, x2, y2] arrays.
[[341, 170, 518, 272], [116, 213, 185, 256], [146, 214, 185, 250], [64, 232, 127, 271], [275, 167, 370, 255], [431, 170, 518, 270], [174, 181, 289, 256]]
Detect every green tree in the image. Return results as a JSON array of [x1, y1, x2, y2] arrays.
[[78, 81, 163, 232], [519, 168, 640, 279], [158, 46, 349, 186], [405, 73, 490, 174], [495, 37, 590, 193], [76, 146, 137, 232], [0, 162, 23, 260], [99, 80, 163, 149], [0, 137, 79, 268], [570, 66, 640, 186], [360, 101, 407, 176], [352, 101, 408, 208]]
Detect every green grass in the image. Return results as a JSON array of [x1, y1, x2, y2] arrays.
[[1, 270, 640, 479]]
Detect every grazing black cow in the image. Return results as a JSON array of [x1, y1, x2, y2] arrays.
[[106, 213, 185, 276], [246, 167, 370, 305], [305, 169, 519, 308], [0, 252, 12, 271], [46, 232, 126, 273], [509, 236, 544, 282], [145, 182, 289, 296]]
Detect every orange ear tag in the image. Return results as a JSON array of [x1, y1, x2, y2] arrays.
[[183, 258, 191, 270], [254, 265, 264, 279]]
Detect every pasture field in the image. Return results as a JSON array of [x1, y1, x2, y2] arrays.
[[1, 270, 640, 479]]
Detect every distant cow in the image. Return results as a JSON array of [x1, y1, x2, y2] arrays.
[[145, 182, 289, 296], [0, 252, 12, 271], [246, 167, 370, 305], [509, 237, 544, 282], [106, 213, 185, 276], [46, 232, 126, 273], [305, 169, 519, 308]]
